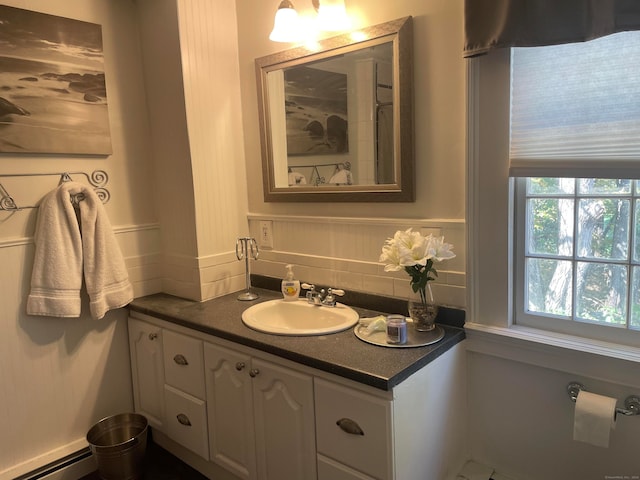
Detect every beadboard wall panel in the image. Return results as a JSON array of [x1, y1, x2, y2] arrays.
[[0, 224, 162, 480], [137, 0, 249, 302], [177, 0, 249, 258], [0, 244, 133, 480], [248, 216, 466, 308], [160, 250, 246, 301], [136, 0, 198, 261]]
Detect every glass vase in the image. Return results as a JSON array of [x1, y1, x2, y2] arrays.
[[408, 283, 438, 332]]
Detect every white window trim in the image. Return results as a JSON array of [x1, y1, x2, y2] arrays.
[[465, 49, 640, 364], [464, 323, 640, 389]]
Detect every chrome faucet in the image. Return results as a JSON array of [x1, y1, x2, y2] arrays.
[[301, 283, 345, 307]]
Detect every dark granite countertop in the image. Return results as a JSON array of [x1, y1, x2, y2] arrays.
[[129, 288, 465, 391]]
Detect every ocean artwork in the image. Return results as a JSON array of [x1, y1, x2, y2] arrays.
[[0, 5, 111, 155], [283, 65, 348, 156]]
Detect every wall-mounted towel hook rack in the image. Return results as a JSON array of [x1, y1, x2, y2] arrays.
[[0, 182, 18, 211], [59, 172, 73, 184], [288, 161, 353, 186], [0, 170, 110, 211], [567, 382, 640, 417]]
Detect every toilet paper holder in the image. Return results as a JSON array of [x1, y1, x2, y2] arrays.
[[567, 382, 640, 417]]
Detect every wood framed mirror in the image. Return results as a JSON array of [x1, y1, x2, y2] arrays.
[[255, 16, 414, 202]]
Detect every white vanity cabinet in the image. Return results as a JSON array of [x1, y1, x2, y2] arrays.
[[204, 342, 316, 480], [128, 310, 467, 480], [128, 317, 165, 430]]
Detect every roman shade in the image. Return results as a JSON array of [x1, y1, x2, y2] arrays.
[[509, 32, 640, 179]]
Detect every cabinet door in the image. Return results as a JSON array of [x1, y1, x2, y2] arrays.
[[252, 358, 316, 480], [204, 343, 257, 480], [128, 318, 165, 430]]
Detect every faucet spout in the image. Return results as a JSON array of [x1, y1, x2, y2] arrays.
[[301, 283, 345, 307]]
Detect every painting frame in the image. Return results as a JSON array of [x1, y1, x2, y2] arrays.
[[0, 5, 112, 155]]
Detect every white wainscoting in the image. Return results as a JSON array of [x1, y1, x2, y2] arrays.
[[248, 214, 467, 309], [161, 250, 247, 301], [0, 223, 161, 480]]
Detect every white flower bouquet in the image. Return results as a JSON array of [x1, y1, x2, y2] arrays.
[[379, 228, 455, 330]]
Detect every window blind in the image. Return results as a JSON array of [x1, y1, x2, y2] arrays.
[[509, 31, 640, 179]]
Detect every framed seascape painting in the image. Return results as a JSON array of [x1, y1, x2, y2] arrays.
[[0, 5, 112, 155], [283, 65, 348, 156]]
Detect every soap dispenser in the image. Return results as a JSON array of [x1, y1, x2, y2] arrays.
[[281, 264, 300, 301]]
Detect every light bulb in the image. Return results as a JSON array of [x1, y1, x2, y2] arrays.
[[316, 0, 351, 32], [269, 0, 301, 42]]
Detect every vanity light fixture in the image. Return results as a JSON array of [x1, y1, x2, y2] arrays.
[[269, 0, 352, 42], [269, 0, 301, 42]]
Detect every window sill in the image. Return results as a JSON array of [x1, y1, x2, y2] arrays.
[[464, 322, 640, 388]]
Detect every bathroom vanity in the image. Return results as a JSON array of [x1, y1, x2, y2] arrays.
[[128, 288, 467, 480]]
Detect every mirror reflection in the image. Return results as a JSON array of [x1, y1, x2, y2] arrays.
[[256, 16, 414, 202], [272, 42, 393, 188]]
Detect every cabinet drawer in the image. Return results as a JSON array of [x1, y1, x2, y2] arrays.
[[315, 378, 392, 480], [163, 330, 205, 398], [318, 454, 376, 480], [164, 384, 209, 460]]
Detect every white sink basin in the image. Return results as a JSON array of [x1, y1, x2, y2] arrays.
[[241, 299, 359, 336]]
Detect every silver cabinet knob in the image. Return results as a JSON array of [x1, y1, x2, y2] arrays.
[[148, 333, 158, 340], [249, 368, 260, 377], [236, 362, 246, 371]]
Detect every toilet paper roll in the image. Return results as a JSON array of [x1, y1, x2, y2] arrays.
[[573, 390, 617, 448]]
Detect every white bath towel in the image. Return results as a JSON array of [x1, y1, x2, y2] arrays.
[[328, 167, 353, 185], [288, 171, 307, 186], [27, 182, 133, 320]]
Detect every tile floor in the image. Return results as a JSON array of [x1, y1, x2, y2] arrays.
[[80, 438, 207, 480]]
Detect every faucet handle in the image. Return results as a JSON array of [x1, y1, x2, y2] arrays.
[[301, 283, 315, 291], [322, 287, 345, 307]]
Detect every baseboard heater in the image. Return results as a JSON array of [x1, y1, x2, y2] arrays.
[[13, 448, 94, 480]]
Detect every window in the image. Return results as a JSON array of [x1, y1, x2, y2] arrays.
[[510, 33, 640, 343], [515, 178, 640, 335]]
